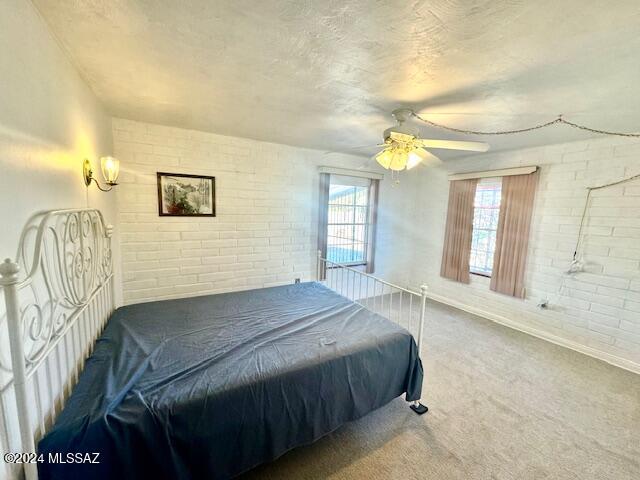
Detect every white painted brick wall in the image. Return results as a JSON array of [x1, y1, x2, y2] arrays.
[[407, 136, 640, 366], [112, 119, 406, 304], [113, 117, 638, 367]]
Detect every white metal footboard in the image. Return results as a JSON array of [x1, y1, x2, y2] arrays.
[[316, 251, 429, 413], [0, 209, 115, 480], [316, 251, 428, 350]]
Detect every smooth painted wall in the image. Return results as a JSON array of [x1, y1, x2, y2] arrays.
[[0, 0, 119, 288]]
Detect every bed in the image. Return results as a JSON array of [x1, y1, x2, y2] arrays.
[[0, 209, 428, 480]]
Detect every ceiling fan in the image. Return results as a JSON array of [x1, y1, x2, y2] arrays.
[[372, 108, 490, 171]]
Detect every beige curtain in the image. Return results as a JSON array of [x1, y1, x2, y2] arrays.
[[440, 179, 478, 283], [317, 173, 330, 280], [490, 170, 539, 298], [365, 179, 380, 274]]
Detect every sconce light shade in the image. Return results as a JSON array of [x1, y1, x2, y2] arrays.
[[100, 156, 120, 185], [83, 157, 120, 192]]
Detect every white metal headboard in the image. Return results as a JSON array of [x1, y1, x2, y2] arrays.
[[0, 209, 115, 480]]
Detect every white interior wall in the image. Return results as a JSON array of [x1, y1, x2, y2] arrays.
[[112, 118, 404, 305], [0, 1, 118, 478], [0, 0, 118, 264], [406, 137, 640, 371]]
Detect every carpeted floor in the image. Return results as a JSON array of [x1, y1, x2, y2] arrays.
[[241, 300, 640, 480]]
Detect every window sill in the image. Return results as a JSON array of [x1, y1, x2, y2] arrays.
[[328, 262, 367, 268], [470, 271, 492, 279]]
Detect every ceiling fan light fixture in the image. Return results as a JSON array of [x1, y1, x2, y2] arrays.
[[375, 145, 427, 171], [375, 149, 394, 169], [389, 148, 408, 171]]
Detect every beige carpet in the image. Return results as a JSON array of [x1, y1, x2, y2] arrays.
[[241, 300, 640, 480]]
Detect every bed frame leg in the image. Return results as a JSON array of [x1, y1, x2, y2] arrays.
[[410, 400, 428, 415]]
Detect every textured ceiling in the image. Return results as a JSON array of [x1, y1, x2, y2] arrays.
[[33, 0, 640, 158]]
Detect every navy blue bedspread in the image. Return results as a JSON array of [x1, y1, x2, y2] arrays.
[[38, 282, 423, 479]]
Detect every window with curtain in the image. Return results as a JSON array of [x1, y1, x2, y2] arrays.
[[470, 177, 502, 276], [440, 167, 539, 299], [327, 177, 371, 265]]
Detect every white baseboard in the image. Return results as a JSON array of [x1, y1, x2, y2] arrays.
[[425, 291, 640, 375]]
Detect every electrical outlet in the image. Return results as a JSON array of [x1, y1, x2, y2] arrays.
[[537, 298, 549, 309]]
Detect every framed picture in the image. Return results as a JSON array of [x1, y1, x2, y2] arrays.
[[157, 172, 216, 217]]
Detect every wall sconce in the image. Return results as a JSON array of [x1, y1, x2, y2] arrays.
[[83, 157, 120, 191]]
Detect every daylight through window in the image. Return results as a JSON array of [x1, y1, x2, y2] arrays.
[[470, 178, 502, 276], [326, 177, 371, 264]]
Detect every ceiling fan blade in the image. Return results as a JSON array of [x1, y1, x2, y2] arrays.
[[407, 148, 441, 169], [414, 139, 489, 152], [347, 143, 387, 150], [324, 144, 386, 155]]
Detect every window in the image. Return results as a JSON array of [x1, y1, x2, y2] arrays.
[[326, 177, 371, 265], [470, 178, 502, 276]]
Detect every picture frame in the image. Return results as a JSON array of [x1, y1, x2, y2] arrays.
[[157, 172, 216, 217]]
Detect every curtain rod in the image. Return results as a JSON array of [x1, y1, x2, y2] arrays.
[[318, 166, 384, 180], [449, 165, 537, 181]]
